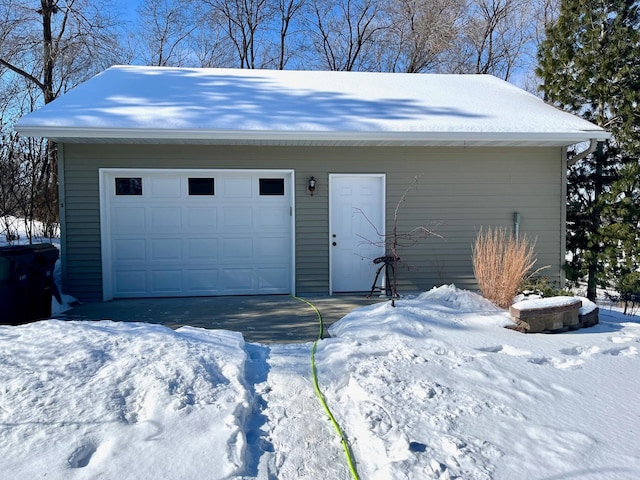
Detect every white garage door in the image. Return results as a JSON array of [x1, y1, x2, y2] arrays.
[[100, 169, 294, 299]]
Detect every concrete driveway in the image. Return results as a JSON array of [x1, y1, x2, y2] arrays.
[[57, 295, 388, 344]]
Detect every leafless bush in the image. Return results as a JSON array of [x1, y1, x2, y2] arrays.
[[1, 132, 59, 243], [1, 216, 20, 244], [472, 226, 542, 308], [357, 176, 442, 305], [1, 132, 22, 243]]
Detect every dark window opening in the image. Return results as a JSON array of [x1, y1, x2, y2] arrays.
[[189, 177, 215, 195], [115, 177, 142, 196], [259, 178, 285, 196]]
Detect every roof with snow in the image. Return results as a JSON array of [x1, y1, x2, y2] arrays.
[[16, 65, 609, 147]]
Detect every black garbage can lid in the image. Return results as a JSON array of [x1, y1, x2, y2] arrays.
[[0, 245, 33, 256], [29, 243, 60, 262]]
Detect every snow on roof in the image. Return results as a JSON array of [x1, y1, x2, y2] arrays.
[[16, 65, 609, 146]]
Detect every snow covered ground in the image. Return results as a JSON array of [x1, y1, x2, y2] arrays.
[[1, 285, 639, 479]]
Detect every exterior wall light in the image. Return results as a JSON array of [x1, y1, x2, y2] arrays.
[[308, 176, 317, 196]]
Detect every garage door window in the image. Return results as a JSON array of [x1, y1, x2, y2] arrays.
[[188, 177, 215, 196], [115, 177, 142, 195], [259, 178, 285, 196]]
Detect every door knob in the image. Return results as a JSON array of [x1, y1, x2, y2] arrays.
[[332, 242, 337, 246]]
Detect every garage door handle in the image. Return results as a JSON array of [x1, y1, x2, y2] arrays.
[[332, 242, 337, 246]]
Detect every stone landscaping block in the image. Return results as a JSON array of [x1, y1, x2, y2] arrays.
[[509, 297, 582, 334], [579, 307, 599, 328]]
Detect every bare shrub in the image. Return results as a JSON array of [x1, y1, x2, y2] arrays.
[[356, 176, 442, 306], [472, 226, 541, 309]]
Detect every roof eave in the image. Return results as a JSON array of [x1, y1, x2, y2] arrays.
[[14, 125, 611, 147]]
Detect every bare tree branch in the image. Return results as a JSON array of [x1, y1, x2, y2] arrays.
[[354, 176, 443, 304]]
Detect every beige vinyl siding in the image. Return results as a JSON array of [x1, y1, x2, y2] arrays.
[[61, 143, 563, 302]]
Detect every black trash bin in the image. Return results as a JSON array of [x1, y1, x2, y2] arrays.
[[0, 245, 35, 325], [0, 243, 59, 325], [27, 244, 59, 321]]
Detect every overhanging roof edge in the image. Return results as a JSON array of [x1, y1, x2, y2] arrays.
[[14, 125, 611, 145]]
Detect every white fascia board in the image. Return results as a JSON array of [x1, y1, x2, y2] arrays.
[[15, 125, 611, 146]]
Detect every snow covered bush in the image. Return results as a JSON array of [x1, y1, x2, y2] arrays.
[[519, 275, 571, 298], [472, 226, 539, 309]]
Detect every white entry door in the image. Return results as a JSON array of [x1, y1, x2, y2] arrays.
[[330, 174, 385, 293]]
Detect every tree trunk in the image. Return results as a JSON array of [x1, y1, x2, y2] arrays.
[[586, 142, 604, 301], [41, 0, 57, 104]]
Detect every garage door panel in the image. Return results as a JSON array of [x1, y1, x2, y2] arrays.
[[222, 177, 253, 197], [114, 238, 146, 261], [222, 268, 254, 291], [258, 268, 289, 291], [223, 207, 253, 228], [186, 238, 218, 260], [112, 207, 146, 233], [115, 270, 147, 294], [187, 208, 218, 231], [151, 238, 182, 261], [150, 207, 182, 231], [257, 207, 289, 229], [151, 270, 183, 292], [150, 177, 181, 197], [187, 269, 220, 292], [222, 237, 254, 260], [105, 170, 292, 298], [257, 236, 289, 258]]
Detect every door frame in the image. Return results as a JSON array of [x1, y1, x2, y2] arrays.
[[99, 168, 296, 301], [328, 173, 386, 295]]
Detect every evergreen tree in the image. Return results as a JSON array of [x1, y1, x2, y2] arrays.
[[602, 159, 640, 304], [537, 0, 640, 300]]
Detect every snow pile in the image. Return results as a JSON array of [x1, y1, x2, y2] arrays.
[[330, 284, 511, 341], [417, 283, 503, 313], [1, 285, 640, 479], [0, 321, 250, 479], [320, 286, 640, 479], [577, 296, 599, 315], [511, 295, 580, 311]]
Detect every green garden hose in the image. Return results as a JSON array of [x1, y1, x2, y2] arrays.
[[291, 295, 360, 480]]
